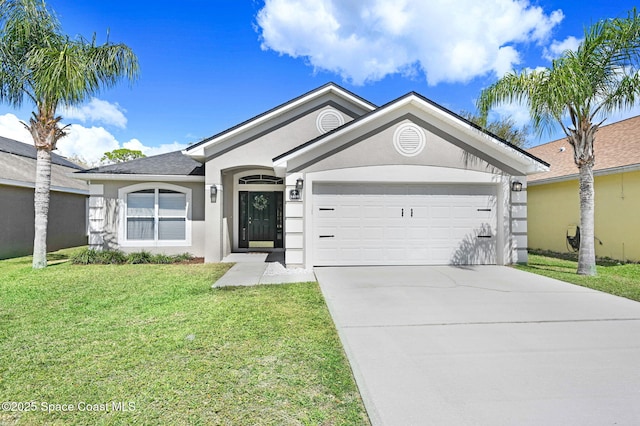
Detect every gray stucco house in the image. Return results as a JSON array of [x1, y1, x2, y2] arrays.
[[75, 83, 548, 268], [0, 136, 88, 259]]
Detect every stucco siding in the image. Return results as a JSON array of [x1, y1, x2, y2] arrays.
[[299, 119, 497, 175], [0, 184, 87, 259], [89, 180, 206, 257], [203, 106, 357, 261], [205, 107, 356, 178], [528, 170, 640, 262], [285, 118, 525, 268]]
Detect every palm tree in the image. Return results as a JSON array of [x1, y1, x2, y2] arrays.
[[0, 0, 139, 268], [460, 111, 530, 148], [477, 9, 640, 275]]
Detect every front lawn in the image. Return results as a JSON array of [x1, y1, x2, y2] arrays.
[[0, 249, 368, 425], [516, 253, 640, 302]]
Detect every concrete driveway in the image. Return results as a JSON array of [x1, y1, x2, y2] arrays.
[[315, 266, 640, 426]]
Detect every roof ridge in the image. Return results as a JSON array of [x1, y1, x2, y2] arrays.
[[274, 90, 548, 167], [184, 82, 377, 153]]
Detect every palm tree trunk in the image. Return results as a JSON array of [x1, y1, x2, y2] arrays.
[[32, 148, 51, 269], [577, 163, 596, 275]]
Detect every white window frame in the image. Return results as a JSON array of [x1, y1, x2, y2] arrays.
[[118, 183, 192, 247]]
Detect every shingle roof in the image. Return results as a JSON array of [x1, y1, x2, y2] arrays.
[[0, 135, 84, 170], [0, 136, 87, 192], [527, 115, 640, 182], [78, 150, 204, 176]]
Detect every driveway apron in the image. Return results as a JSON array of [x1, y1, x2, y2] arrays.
[[316, 266, 640, 426]]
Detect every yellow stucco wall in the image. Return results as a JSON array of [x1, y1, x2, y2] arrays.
[[528, 169, 640, 262]]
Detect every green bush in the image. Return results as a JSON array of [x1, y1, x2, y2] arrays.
[[152, 253, 174, 264], [70, 248, 194, 265], [173, 252, 194, 262], [96, 250, 127, 264], [70, 248, 99, 265], [127, 250, 153, 264]]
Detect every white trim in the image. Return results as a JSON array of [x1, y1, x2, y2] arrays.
[[231, 169, 285, 252], [316, 108, 345, 133], [528, 163, 640, 186], [73, 173, 204, 182], [299, 165, 507, 269], [0, 177, 89, 195], [393, 122, 426, 157], [184, 84, 376, 159], [117, 182, 192, 248], [274, 94, 548, 175]]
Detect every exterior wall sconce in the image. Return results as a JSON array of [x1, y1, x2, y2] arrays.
[[511, 180, 523, 192], [296, 178, 304, 190], [210, 185, 218, 203]]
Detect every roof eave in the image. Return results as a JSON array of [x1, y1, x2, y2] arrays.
[[0, 177, 89, 195], [184, 83, 377, 159], [275, 93, 549, 175], [72, 173, 205, 182], [528, 162, 640, 185]]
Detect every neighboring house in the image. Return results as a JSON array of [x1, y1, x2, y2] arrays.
[[0, 136, 88, 259], [75, 83, 548, 268], [527, 115, 640, 262]]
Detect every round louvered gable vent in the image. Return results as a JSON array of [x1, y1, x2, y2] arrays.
[[316, 109, 344, 134], [393, 123, 426, 156]]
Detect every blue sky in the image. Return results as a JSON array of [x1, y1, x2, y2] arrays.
[[1, 0, 639, 164]]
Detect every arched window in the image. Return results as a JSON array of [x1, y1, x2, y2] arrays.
[[238, 174, 283, 185], [118, 184, 191, 246]]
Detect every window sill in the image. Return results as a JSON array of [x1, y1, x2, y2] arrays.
[[120, 240, 192, 248]]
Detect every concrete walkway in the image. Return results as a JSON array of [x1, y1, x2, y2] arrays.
[[316, 266, 640, 426], [212, 252, 316, 287]]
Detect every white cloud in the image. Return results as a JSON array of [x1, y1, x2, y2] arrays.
[[122, 139, 189, 157], [543, 36, 582, 61], [490, 103, 532, 128], [0, 113, 187, 166], [61, 98, 128, 128], [256, 0, 564, 85], [55, 124, 121, 163], [56, 126, 189, 165], [0, 113, 32, 143]]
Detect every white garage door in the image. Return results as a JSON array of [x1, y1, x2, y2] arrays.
[[313, 183, 497, 266]]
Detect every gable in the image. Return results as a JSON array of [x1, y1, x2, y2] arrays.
[[276, 93, 548, 176], [203, 105, 361, 175], [184, 83, 375, 162], [298, 117, 499, 174]]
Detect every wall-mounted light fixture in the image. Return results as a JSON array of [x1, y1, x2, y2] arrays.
[[511, 180, 523, 192], [296, 178, 304, 190], [210, 185, 218, 203]]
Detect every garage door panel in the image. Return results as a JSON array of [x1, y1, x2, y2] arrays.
[[313, 183, 497, 266], [363, 205, 385, 218]]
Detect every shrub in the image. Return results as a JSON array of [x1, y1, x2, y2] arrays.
[[71, 249, 195, 265], [96, 250, 127, 264], [127, 251, 153, 264], [152, 253, 174, 264], [173, 253, 194, 262], [70, 248, 99, 265]]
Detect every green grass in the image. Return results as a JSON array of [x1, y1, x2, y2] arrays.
[[0, 249, 368, 425], [516, 253, 640, 302]]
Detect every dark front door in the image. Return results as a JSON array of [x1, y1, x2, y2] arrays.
[[239, 191, 283, 249]]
